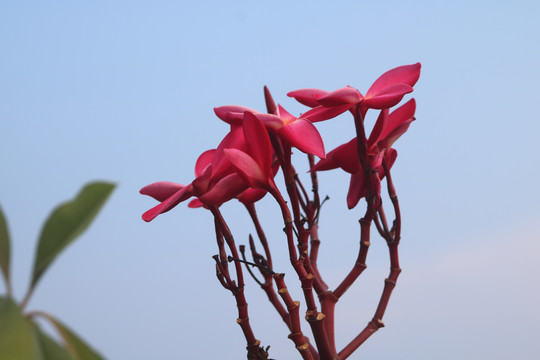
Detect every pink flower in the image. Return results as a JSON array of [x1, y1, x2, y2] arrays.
[[214, 104, 326, 159], [288, 63, 421, 122], [223, 112, 277, 190], [312, 99, 416, 208], [140, 130, 250, 221]]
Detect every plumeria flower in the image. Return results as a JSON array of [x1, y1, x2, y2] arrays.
[[288, 63, 421, 122], [312, 99, 416, 208], [140, 130, 250, 221], [188, 155, 280, 209], [223, 112, 277, 191], [214, 104, 326, 159]]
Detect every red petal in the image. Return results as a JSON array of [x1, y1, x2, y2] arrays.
[[367, 109, 389, 149], [287, 88, 330, 108], [195, 149, 216, 177], [363, 83, 413, 109], [380, 99, 416, 148], [243, 112, 274, 178], [211, 126, 246, 180], [299, 103, 353, 122], [317, 86, 363, 107], [224, 148, 267, 188], [142, 184, 193, 222], [366, 63, 421, 98], [311, 156, 338, 172], [236, 188, 267, 204], [278, 119, 326, 159], [251, 112, 284, 131], [198, 173, 247, 206], [140, 181, 185, 202], [214, 105, 258, 125], [331, 138, 360, 174], [188, 198, 204, 208], [385, 148, 398, 169], [192, 165, 212, 196], [277, 104, 296, 125], [347, 172, 367, 209]]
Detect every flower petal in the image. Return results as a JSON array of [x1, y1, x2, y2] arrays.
[[287, 88, 330, 108], [243, 112, 274, 178], [365, 63, 421, 99], [317, 86, 363, 107], [367, 109, 389, 149], [211, 126, 246, 180], [363, 83, 413, 109], [347, 171, 367, 209], [188, 198, 204, 208], [278, 119, 326, 159], [299, 103, 353, 122], [330, 138, 360, 174], [195, 149, 216, 177], [198, 173, 247, 206], [214, 105, 258, 125], [251, 112, 284, 131], [311, 156, 338, 172], [236, 188, 268, 205], [140, 181, 185, 202], [142, 184, 193, 222], [379, 99, 416, 148], [224, 148, 267, 188], [277, 104, 296, 125], [192, 164, 213, 196]]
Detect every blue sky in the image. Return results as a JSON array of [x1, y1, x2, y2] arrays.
[[1, 1, 539, 359]]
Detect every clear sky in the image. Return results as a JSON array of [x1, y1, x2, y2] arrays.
[[1, 1, 539, 359]]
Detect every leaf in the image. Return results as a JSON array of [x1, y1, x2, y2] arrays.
[[33, 311, 105, 360], [0, 204, 11, 292], [32, 323, 74, 360], [0, 296, 43, 360], [30, 182, 115, 291]]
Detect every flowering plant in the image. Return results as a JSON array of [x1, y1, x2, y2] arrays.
[[141, 63, 421, 359]]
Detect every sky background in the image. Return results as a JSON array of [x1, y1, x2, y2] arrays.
[[1, 1, 539, 359]]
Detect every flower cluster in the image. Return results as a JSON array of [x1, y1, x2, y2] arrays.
[[141, 63, 421, 360], [142, 63, 420, 220]]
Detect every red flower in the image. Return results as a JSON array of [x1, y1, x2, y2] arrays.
[[223, 112, 277, 190], [140, 130, 250, 221], [312, 99, 416, 208], [288, 63, 421, 122], [214, 104, 326, 159]]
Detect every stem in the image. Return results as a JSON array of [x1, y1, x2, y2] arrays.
[[308, 154, 321, 210], [333, 217, 372, 299], [338, 319, 384, 359], [245, 203, 273, 269], [269, 185, 337, 359], [210, 207, 268, 359], [383, 159, 401, 243], [211, 208, 244, 287], [274, 274, 316, 360], [307, 222, 328, 293], [338, 243, 401, 360]]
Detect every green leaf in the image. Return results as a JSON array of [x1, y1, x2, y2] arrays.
[[0, 296, 43, 360], [33, 311, 105, 360], [0, 204, 11, 292], [32, 323, 75, 360], [30, 182, 115, 291]]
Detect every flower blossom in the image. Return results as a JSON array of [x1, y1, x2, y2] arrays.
[[312, 99, 416, 208], [140, 127, 250, 221], [214, 104, 326, 159], [288, 63, 421, 122]]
